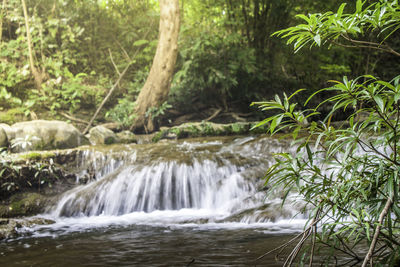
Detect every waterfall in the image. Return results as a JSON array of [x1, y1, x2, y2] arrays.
[[48, 136, 305, 225]]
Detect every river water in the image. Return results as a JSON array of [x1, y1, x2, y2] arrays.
[[0, 136, 307, 266]]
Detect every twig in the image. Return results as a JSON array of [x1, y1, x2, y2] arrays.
[[361, 196, 393, 267], [83, 20, 155, 134], [255, 232, 304, 261], [108, 48, 121, 76], [203, 108, 222, 122], [340, 34, 400, 57], [83, 65, 130, 134], [116, 41, 132, 62], [331, 40, 400, 57], [59, 111, 89, 125]]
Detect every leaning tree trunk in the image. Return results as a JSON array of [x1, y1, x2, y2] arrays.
[[131, 0, 180, 132]]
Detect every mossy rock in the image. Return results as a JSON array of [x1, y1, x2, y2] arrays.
[[116, 130, 137, 144], [0, 192, 47, 218], [17, 151, 56, 161], [152, 121, 266, 142], [89, 125, 118, 145]]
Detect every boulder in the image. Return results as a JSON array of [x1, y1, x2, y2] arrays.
[[88, 125, 118, 145], [0, 123, 15, 141], [116, 130, 137, 144], [10, 120, 87, 152], [0, 127, 7, 148]]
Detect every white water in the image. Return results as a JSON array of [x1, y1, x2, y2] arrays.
[[34, 136, 307, 235]]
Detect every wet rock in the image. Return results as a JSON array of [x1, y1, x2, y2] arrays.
[[0, 219, 19, 239], [0, 193, 48, 218], [18, 217, 55, 228], [0, 217, 55, 240], [116, 130, 137, 144], [88, 126, 118, 145], [10, 120, 88, 152]]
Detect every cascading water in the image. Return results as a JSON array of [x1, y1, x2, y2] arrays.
[[45, 136, 305, 226], [1, 136, 308, 267]]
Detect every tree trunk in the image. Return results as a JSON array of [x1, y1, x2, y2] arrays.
[[21, 0, 44, 91], [130, 0, 180, 132], [0, 0, 7, 43]]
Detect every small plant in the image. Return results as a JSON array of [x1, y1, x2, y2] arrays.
[[145, 101, 172, 120], [106, 98, 137, 127], [11, 135, 41, 151]]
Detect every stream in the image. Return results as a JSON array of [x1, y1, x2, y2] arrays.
[[0, 136, 307, 266]]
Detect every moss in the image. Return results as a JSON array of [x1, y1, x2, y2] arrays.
[[18, 151, 56, 161], [0, 108, 26, 124], [6, 193, 46, 217], [0, 193, 47, 218], [230, 122, 250, 134], [104, 136, 115, 145], [151, 131, 163, 143]]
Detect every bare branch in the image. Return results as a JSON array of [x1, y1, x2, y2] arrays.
[[108, 48, 121, 76], [361, 196, 393, 267]]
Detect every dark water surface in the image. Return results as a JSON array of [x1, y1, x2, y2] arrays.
[[0, 225, 293, 266]]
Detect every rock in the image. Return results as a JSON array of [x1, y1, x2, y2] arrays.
[[152, 121, 267, 142], [99, 122, 122, 132], [0, 127, 7, 148], [0, 193, 48, 218], [18, 217, 55, 228], [10, 120, 88, 152], [0, 217, 55, 240], [0, 219, 19, 240], [116, 130, 137, 144], [0, 123, 15, 141], [88, 125, 118, 145]]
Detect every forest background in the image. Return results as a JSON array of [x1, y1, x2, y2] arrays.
[[2, 0, 399, 131]]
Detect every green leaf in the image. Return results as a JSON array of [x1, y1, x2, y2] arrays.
[[314, 34, 321, 46], [133, 39, 149, 46], [356, 0, 363, 13], [337, 3, 347, 18], [373, 95, 385, 112]]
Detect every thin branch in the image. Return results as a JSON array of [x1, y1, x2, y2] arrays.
[[108, 48, 121, 76], [203, 108, 222, 122], [83, 20, 155, 134], [361, 196, 393, 267], [331, 40, 400, 57], [59, 111, 89, 125], [116, 41, 132, 62], [340, 34, 400, 57], [83, 65, 130, 134]]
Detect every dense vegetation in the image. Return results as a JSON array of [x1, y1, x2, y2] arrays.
[[2, 0, 398, 131], [254, 0, 400, 265], [1, 0, 400, 265]]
